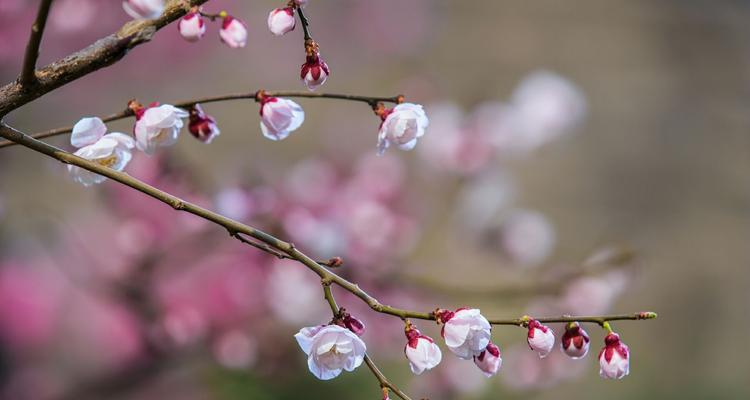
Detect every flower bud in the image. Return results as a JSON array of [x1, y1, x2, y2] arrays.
[[188, 104, 220, 143], [220, 15, 247, 48], [473, 341, 502, 377], [178, 11, 206, 42], [122, 0, 163, 20], [294, 0, 309, 7], [598, 332, 629, 379], [268, 7, 296, 36], [526, 319, 555, 358], [404, 325, 442, 375], [561, 322, 590, 359], [300, 53, 330, 91], [342, 313, 365, 337]]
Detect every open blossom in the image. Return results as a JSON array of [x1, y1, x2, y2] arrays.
[[294, 324, 366, 380], [133, 103, 189, 155], [122, 0, 163, 20], [268, 7, 296, 36], [377, 103, 429, 155], [220, 15, 247, 48], [259, 97, 305, 141], [599, 332, 629, 379], [68, 117, 135, 186], [526, 319, 555, 358], [188, 104, 220, 143], [178, 11, 205, 42], [436, 308, 492, 360], [561, 322, 590, 359], [473, 342, 502, 377], [404, 325, 442, 375], [300, 52, 330, 91]]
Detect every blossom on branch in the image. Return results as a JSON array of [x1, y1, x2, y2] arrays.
[[259, 97, 305, 141], [404, 324, 442, 375], [220, 15, 248, 48], [376, 103, 429, 156], [188, 104, 220, 143], [526, 319, 555, 358], [67, 117, 135, 186], [268, 7, 296, 36], [178, 11, 206, 42], [598, 332, 629, 379], [294, 324, 366, 380], [132, 103, 189, 155], [301, 50, 330, 91], [435, 308, 492, 360], [473, 341, 502, 377], [561, 322, 590, 359], [122, 0, 164, 20]]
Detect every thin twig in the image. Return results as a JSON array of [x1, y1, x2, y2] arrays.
[[364, 355, 412, 400], [19, 0, 54, 86], [296, 5, 312, 42], [0, 91, 402, 148]]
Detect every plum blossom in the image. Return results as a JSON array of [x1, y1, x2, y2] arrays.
[[300, 51, 330, 91], [499, 209, 556, 268], [259, 97, 305, 141], [188, 104, 220, 143], [178, 11, 205, 42], [377, 103, 429, 155], [220, 15, 247, 48], [133, 103, 189, 155], [268, 7, 296, 36], [599, 332, 630, 379], [294, 0, 309, 6], [67, 117, 135, 186], [526, 319, 555, 358], [122, 0, 163, 20], [473, 341, 502, 377], [341, 313, 365, 336], [561, 322, 590, 359], [404, 325, 442, 375], [294, 324, 366, 380], [436, 308, 492, 360]]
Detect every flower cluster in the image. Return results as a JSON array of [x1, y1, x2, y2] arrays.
[[175, 7, 247, 48], [294, 308, 632, 383]]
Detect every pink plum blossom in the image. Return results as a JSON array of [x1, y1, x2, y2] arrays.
[[68, 117, 135, 186], [259, 97, 305, 141], [473, 341, 502, 377], [219, 15, 247, 48], [377, 103, 429, 155], [178, 11, 206, 42], [133, 103, 189, 155], [599, 332, 630, 379], [561, 322, 590, 359], [526, 319, 555, 358], [436, 308, 492, 360], [122, 0, 164, 20], [404, 325, 442, 375], [300, 52, 330, 91], [268, 7, 296, 36], [188, 104, 220, 143]]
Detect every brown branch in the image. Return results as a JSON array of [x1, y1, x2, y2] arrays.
[[0, 0, 211, 117], [0, 123, 658, 332], [19, 0, 54, 86], [0, 90, 402, 149]]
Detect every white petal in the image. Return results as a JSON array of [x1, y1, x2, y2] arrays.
[[71, 117, 107, 148]]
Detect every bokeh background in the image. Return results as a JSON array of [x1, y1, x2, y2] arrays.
[[1, 1, 749, 399]]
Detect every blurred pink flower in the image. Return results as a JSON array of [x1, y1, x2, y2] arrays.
[[0, 264, 62, 350], [266, 259, 329, 325], [220, 15, 247, 48], [213, 329, 258, 369], [499, 209, 556, 268]]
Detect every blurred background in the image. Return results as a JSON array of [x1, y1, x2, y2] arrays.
[[1, 0, 749, 399]]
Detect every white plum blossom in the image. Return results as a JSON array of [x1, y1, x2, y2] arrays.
[[268, 7, 296, 36], [526, 319, 555, 358], [134, 104, 189, 155], [473, 341, 502, 377], [122, 0, 163, 20], [294, 324, 366, 380], [561, 322, 590, 359], [404, 325, 442, 375], [178, 11, 206, 42], [377, 103, 429, 155], [68, 117, 135, 186], [436, 308, 492, 360], [599, 332, 630, 379], [300, 53, 330, 91], [220, 15, 247, 48], [259, 97, 305, 141]]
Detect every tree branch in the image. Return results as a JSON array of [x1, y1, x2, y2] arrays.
[[0, 123, 657, 332], [0, 0, 211, 117], [19, 0, 54, 86], [0, 90, 402, 149]]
